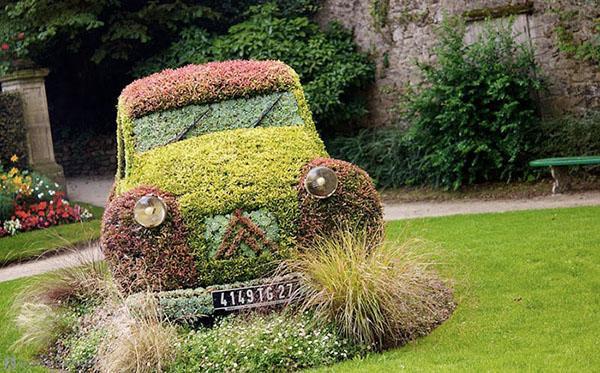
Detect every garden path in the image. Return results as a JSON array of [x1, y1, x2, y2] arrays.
[[0, 176, 599, 283]]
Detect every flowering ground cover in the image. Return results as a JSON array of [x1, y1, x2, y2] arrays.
[[0, 156, 103, 265], [0, 206, 598, 371], [0, 201, 103, 265]]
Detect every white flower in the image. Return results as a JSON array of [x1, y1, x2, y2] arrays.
[[3, 219, 21, 236]]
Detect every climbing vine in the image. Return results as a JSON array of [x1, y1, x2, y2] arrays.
[[369, 0, 389, 31], [553, 2, 600, 67]]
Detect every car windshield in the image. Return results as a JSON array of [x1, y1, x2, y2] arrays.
[[132, 91, 304, 152]]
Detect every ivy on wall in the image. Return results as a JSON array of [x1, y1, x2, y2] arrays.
[[554, 6, 600, 67], [369, 0, 389, 31]]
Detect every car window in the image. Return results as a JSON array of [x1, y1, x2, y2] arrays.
[[132, 91, 304, 153]]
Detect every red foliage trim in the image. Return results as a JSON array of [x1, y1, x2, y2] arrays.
[[214, 209, 275, 259], [101, 186, 198, 293], [297, 158, 384, 247], [120, 60, 296, 119]]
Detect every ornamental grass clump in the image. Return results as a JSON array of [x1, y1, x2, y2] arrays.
[[284, 228, 455, 349], [96, 300, 179, 373]]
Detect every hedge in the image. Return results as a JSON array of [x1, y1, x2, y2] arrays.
[[0, 92, 27, 168]]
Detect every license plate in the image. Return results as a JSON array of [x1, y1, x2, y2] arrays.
[[212, 280, 299, 311]]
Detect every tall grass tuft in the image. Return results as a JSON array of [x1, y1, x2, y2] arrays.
[[12, 249, 116, 354], [282, 228, 455, 349], [97, 294, 179, 373]]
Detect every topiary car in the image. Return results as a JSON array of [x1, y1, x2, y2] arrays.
[[101, 60, 383, 294]]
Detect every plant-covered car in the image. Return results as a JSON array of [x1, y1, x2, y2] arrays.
[[101, 60, 383, 293]]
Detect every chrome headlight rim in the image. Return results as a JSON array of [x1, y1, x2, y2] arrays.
[[133, 194, 168, 228], [304, 166, 338, 199]]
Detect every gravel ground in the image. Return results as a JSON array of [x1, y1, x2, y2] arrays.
[[1, 176, 599, 282]]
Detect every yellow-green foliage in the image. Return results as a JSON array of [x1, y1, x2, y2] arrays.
[[115, 125, 326, 284], [113, 61, 328, 285]]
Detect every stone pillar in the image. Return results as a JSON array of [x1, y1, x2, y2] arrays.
[[0, 68, 66, 192]]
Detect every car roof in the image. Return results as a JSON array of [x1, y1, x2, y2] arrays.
[[119, 60, 298, 120]]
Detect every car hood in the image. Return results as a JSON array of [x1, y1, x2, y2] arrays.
[[117, 126, 327, 218]]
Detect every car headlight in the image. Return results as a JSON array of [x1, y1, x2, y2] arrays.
[[133, 195, 167, 228], [304, 166, 338, 198]]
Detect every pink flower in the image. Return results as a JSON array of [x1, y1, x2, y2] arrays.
[[1, 43, 9, 51]]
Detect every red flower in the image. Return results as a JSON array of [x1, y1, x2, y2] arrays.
[[1, 43, 9, 51]]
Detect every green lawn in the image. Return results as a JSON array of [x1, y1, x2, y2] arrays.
[[0, 203, 104, 266], [0, 278, 46, 372], [0, 206, 598, 372], [320, 206, 600, 371]]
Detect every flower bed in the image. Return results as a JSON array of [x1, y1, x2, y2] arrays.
[[0, 155, 93, 238]]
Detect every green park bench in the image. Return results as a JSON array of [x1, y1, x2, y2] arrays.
[[529, 156, 600, 194]]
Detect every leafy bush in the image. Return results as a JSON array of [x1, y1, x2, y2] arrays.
[[297, 157, 383, 246], [282, 228, 455, 349], [172, 312, 366, 372], [135, 3, 374, 129], [329, 127, 426, 188], [403, 18, 544, 190], [536, 110, 600, 157], [101, 186, 199, 293], [0, 93, 27, 169]]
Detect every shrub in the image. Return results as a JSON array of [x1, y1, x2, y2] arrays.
[[132, 91, 305, 153], [172, 312, 366, 372], [536, 110, 600, 158], [101, 186, 199, 293], [0, 93, 27, 169], [134, 3, 374, 129], [328, 127, 426, 188], [403, 18, 544, 190], [282, 228, 455, 349], [297, 157, 383, 246]]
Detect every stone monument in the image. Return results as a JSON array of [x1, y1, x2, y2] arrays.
[[0, 68, 66, 191]]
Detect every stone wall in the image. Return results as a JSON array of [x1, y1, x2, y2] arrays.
[[316, 0, 600, 126], [54, 134, 116, 176]]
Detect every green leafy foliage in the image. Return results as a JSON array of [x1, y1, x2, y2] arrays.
[[0, 93, 27, 169], [404, 18, 544, 189], [334, 18, 544, 190], [0, 0, 217, 72], [329, 127, 426, 188], [536, 110, 600, 158], [172, 312, 366, 372], [133, 92, 303, 152], [554, 6, 600, 66], [64, 329, 105, 373], [135, 3, 374, 130]]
